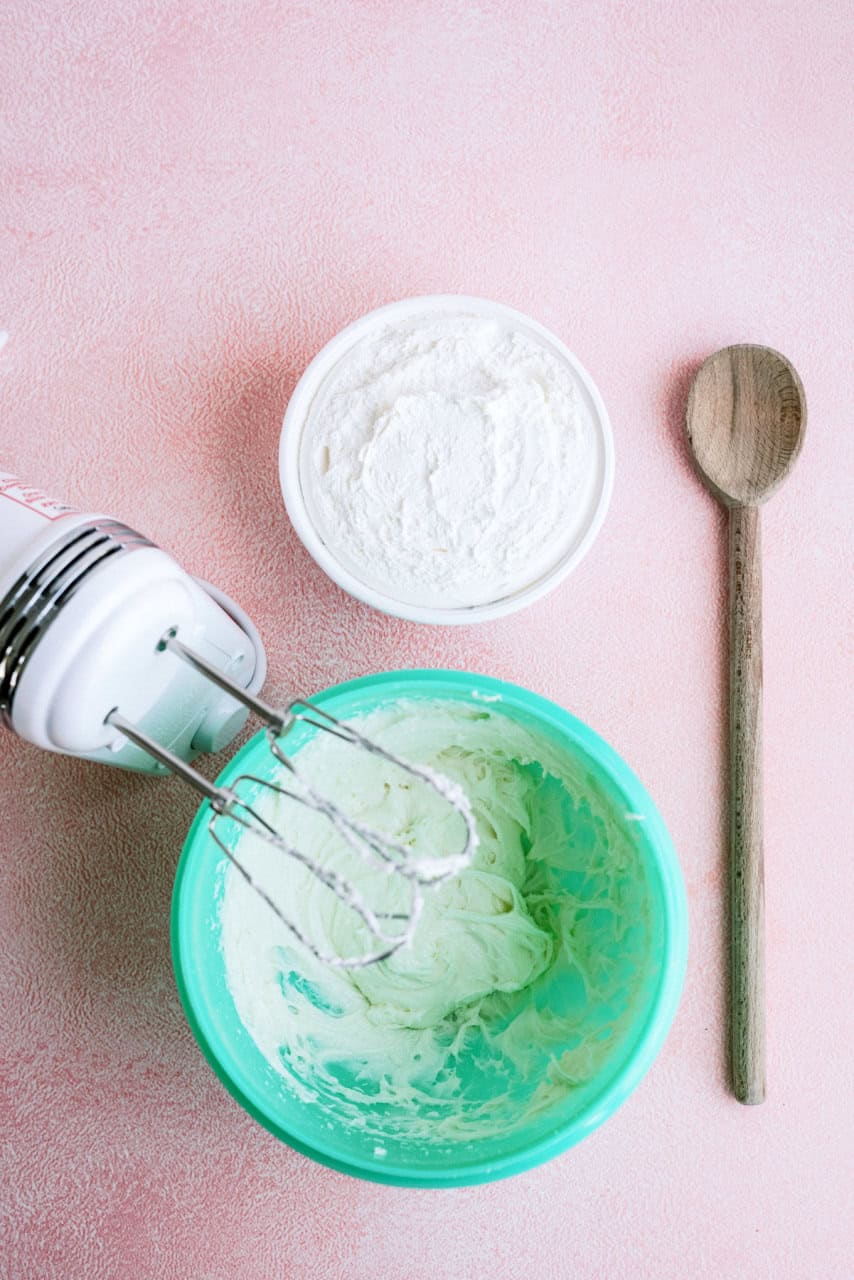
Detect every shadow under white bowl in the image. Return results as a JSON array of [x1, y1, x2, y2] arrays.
[[279, 295, 614, 625]]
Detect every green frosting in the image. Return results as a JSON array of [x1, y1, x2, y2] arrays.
[[219, 700, 654, 1145]]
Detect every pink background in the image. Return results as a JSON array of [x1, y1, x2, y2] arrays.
[[1, 2, 852, 1276]]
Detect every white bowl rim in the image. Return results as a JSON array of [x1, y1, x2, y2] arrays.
[[279, 294, 615, 625]]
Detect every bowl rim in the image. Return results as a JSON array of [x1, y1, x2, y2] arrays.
[[171, 669, 688, 1187], [278, 295, 615, 625]]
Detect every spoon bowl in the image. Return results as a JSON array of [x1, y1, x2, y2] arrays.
[[686, 344, 806, 506]]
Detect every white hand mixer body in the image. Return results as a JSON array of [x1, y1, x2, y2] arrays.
[[0, 472, 265, 767], [0, 473, 477, 966]]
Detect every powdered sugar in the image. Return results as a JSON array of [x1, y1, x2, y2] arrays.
[[298, 311, 596, 609]]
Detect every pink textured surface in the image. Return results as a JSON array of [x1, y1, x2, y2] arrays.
[[1, 1, 852, 1276]]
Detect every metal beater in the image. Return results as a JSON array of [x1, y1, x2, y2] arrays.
[[109, 630, 478, 968]]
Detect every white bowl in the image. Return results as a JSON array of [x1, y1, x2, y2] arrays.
[[279, 295, 614, 625]]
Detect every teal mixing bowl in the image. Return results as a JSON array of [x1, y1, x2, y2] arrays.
[[171, 670, 687, 1186]]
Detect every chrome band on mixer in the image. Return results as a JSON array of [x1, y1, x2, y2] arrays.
[[0, 520, 152, 725]]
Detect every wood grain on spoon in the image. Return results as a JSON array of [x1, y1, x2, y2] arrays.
[[686, 344, 806, 1105]]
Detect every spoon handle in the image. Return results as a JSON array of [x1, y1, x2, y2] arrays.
[[729, 503, 766, 1104]]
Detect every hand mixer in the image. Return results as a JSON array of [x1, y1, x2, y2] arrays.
[[0, 472, 477, 967]]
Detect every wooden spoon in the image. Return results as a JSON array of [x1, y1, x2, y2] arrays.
[[686, 344, 806, 1105]]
